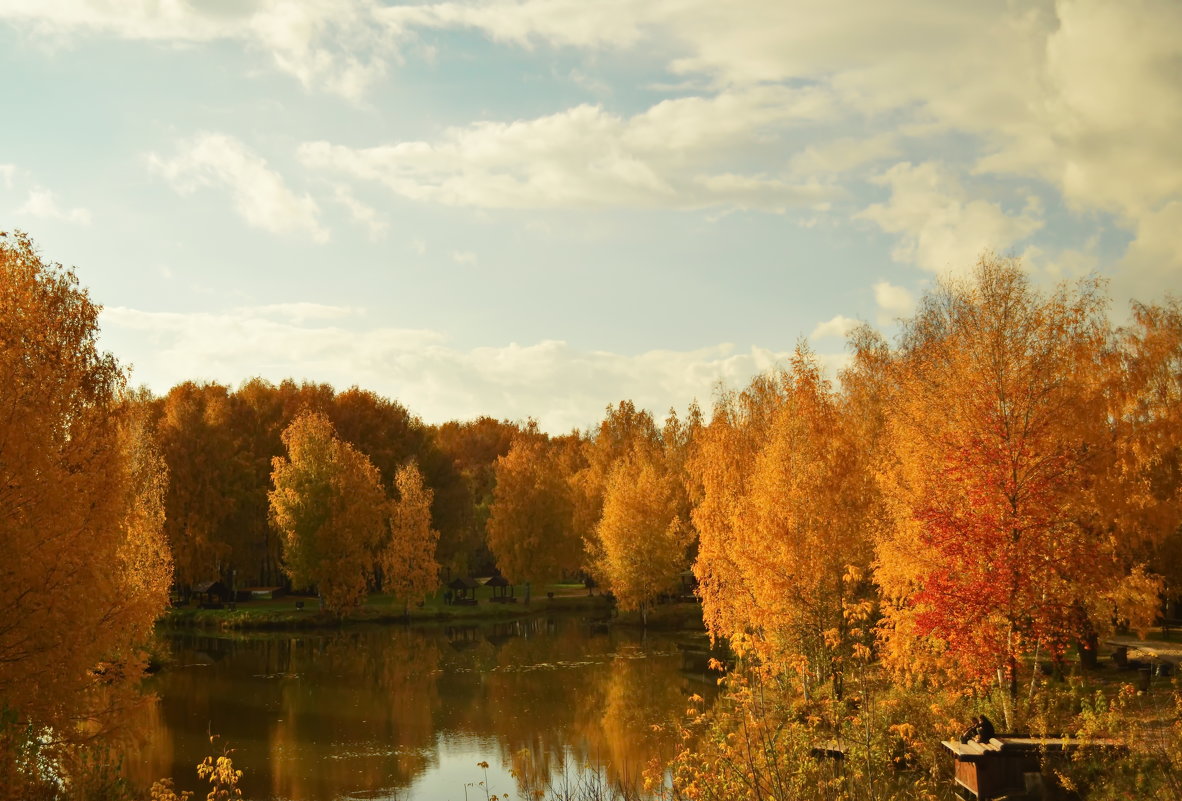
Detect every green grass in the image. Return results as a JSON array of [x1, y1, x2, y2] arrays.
[[161, 582, 612, 630]]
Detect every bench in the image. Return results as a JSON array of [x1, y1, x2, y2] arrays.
[[943, 737, 1125, 800]]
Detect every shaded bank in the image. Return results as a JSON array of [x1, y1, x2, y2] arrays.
[[161, 588, 705, 634]]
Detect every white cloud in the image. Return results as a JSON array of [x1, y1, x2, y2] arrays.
[[0, 164, 14, 189], [873, 280, 915, 327], [299, 87, 837, 210], [385, 1, 1180, 256], [0, 0, 407, 99], [859, 162, 1043, 274], [809, 314, 859, 341], [451, 250, 478, 265], [149, 133, 329, 243], [333, 186, 387, 239], [1113, 201, 1182, 307], [98, 303, 804, 433], [250, 302, 362, 323], [1015, 239, 1101, 285], [975, 0, 1182, 223], [381, 0, 652, 50], [7, 1, 1176, 235], [789, 134, 899, 177], [16, 187, 92, 225]]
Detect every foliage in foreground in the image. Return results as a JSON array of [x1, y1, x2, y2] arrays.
[[662, 661, 1182, 801], [0, 231, 172, 797]]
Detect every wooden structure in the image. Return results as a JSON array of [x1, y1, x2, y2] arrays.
[[448, 576, 479, 605], [446, 625, 482, 650], [192, 581, 229, 608], [239, 586, 283, 601], [1105, 636, 1182, 668], [943, 737, 1124, 799], [484, 574, 517, 603]]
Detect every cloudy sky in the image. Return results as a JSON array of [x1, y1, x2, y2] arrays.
[[2, 0, 1179, 432]]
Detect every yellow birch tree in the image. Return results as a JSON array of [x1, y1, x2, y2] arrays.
[[380, 462, 440, 614], [269, 410, 386, 615], [486, 426, 581, 599], [594, 446, 692, 624], [688, 348, 876, 696]]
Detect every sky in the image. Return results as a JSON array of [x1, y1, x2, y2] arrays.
[[2, 0, 1179, 433]]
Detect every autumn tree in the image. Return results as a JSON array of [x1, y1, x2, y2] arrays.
[[0, 232, 170, 790], [874, 256, 1160, 712], [116, 388, 175, 635], [594, 446, 692, 624], [687, 348, 877, 696], [433, 416, 520, 574], [330, 387, 470, 575], [1097, 300, 1182, 596], [156, 381, 254, 587], [269, 410, 387, 615], [380, 462, 440, 614], [688, 373, 793, 655], [229, 377, 292, 585], [486, 425, 582, 600], [574, 401, 662, 588]]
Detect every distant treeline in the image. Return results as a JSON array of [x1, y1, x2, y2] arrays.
[[146, 379, 520, 588]]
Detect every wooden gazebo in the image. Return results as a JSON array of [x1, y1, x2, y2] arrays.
[[485, 574, 517, 603], [447, 576, 479, 605], [192, 581, 229, 608]]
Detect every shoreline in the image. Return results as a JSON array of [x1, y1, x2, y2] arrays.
[[157, 592, 706, 633]]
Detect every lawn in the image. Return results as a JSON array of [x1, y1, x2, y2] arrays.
[[162, 582, 610, 630]]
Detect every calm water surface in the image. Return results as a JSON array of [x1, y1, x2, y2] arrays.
[[126, 617, 716, 801]]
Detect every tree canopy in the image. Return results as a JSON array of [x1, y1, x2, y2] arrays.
[[269, 410, 387, 615], [0, 231, 171, 773]]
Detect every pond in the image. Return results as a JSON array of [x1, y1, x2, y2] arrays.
[[124, 616, 718, 801]]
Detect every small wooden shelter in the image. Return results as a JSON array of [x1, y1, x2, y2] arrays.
[[446, 625, 482, 650], [485, 574, 517, 603], [943, 737, 1125, 799], [192, 581, 229, 608], [447, 576, 479, 605]]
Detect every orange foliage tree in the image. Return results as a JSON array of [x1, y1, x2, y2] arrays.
[[269, 410, 387, 615], [432, 416, 521, 574], [486, 425, 582, 599], [156, 381, 252, 588], [380, 462, 440, 614], [0, 232, 171, 788], [1101, 300, 1182, 596], [575, 401, 663, 588], [594, 445, 692, 624], [689, 347, 876, 697], [874, 257, 1160, 709]]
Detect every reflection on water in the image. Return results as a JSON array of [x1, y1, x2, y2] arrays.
[[125, 617, 717, 801]]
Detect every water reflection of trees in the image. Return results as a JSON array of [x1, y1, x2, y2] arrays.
[[267, 628, 443, 800], [130, 619, 710, 800], [448, 619, 705, 799]]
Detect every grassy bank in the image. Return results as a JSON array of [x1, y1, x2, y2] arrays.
[[159, 583, 622, 630]]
